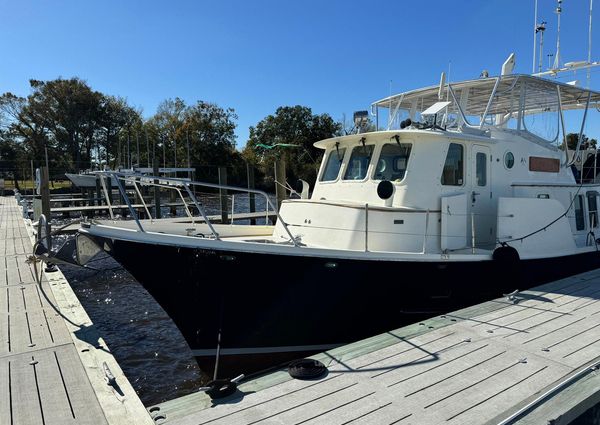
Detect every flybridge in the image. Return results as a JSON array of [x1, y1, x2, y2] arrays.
[[370, 74, 600, 159], [372, 74, 600, 130]]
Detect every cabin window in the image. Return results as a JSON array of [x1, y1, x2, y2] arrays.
[[441, 143, 464, 186], [504, 152, 514, 169], [476, 152, 487, 186], [575, 195, 585, 231], [587, 191, 598, 228], [344, 145, 374, 180], [320, 147, 346, 182], [374, 143, 412, 182]]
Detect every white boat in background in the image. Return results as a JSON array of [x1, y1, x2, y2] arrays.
[[65, 167, 194, 188]]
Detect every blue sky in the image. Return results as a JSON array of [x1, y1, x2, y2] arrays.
[[1, 0, 598, 148]]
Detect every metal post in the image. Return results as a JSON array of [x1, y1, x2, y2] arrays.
[[247, 163, 256, 225], [231, 195, 235, 225], [218, 167, 229, 224], [99, 176, 115, 219], [184, 184, 219, 239], [113, 174, 144, 232]]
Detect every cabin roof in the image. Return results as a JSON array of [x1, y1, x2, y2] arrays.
[[372, 74, 600, 115]]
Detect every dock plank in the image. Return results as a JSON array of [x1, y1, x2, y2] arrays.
[[152, 269, 600, 424], [0, 196, 153, 425]]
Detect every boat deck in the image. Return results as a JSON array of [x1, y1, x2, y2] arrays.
[[0, 196, 153, 425], [151, 269, 600, 424]]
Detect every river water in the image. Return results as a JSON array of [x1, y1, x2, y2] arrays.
[[54, 193, 275, 406]]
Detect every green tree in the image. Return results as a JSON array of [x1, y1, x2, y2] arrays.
[[565, 133, 598, 150], [244, 106, 341, 185], [147, 98, 239, 181]]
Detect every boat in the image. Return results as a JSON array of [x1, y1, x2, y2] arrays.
[[65, 167, 194, 188], [77, 70, 600, 376], [72, 60, 600, 377]]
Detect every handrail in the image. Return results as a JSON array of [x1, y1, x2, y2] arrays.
[[95, 171, 299, 246]]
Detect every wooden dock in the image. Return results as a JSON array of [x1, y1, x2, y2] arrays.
[[0, 196, 153, 425], [150, 270, 600, 424]]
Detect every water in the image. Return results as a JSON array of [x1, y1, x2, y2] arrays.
[[51, 192, 277, 406], [60, 258, 209, 406]]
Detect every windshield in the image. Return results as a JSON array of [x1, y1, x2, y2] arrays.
[[374, 143, 412, 182], [320, 147, 346, 181], [344, 145, 374, 180]]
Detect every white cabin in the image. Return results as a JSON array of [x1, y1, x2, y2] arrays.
[[273, 74, 600, 259]]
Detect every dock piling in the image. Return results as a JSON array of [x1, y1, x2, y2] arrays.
[[218, 166, 229, 224], [247, 163, 256, 225]]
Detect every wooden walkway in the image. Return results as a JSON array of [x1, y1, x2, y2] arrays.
[[0, 196, 153, 425], [152, 270, 600, 424]]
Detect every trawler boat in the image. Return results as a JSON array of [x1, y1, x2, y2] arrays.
[[76, 70, 600, 376]]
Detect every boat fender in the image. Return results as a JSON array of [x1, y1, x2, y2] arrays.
[[492, 245, 520, 262], [288, 359, 328, 380], [377, 180, 394, 200]]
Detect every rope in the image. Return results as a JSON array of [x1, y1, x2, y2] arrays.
[[498, 172, 587, 246]]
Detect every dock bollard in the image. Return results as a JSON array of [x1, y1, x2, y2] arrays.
[[198, 374, 245, 399]]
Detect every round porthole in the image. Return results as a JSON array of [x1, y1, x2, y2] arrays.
[[504, 152, 515, 169]]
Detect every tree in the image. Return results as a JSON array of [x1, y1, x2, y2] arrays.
[[565, 133, 598, 150], [244, 106, 341, 186], [147, 98, 239, 181], [24, 78, 103, 169]]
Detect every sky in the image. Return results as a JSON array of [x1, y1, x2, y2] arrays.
[[0, 0, 598, 149]]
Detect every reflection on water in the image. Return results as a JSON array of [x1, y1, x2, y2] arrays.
[[61, 257, 209, 405]]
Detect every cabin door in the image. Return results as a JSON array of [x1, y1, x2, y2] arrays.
[[470, 145, 494, 248]]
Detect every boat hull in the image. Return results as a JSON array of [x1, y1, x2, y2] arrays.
[[94, 236, 600, 377]]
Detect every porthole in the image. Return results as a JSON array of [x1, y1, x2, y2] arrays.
[[504, 152, 515, 169]]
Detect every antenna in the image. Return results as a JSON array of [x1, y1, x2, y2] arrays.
[[553, 0, 562, 70], [536, 21, 547, 72], [533, 0, 538, 73], [588, 0, 594, 88]]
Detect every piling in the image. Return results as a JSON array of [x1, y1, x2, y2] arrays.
[[275, 158, 286, 210], [218, 166, 229, 224], [247, 163, 256, 225], [153, 159, 161, 219], [95, 175, 102, 215]]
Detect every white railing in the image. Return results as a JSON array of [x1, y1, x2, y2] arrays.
[[95, 171, 300, 247]]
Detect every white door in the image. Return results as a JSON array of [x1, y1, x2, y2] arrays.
[[471, 145, 494, 248]]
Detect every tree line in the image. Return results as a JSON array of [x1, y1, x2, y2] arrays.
[[0, 77, 345, 190]]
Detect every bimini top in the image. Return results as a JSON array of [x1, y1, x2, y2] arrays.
[[372, 74, 600, 116]]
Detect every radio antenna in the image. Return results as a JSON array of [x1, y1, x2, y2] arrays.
[[588, 0, 594, 88], [553, 0, 563, 70]]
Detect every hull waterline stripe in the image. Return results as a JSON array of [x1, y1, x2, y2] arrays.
[[191, 343, 341, 356]]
